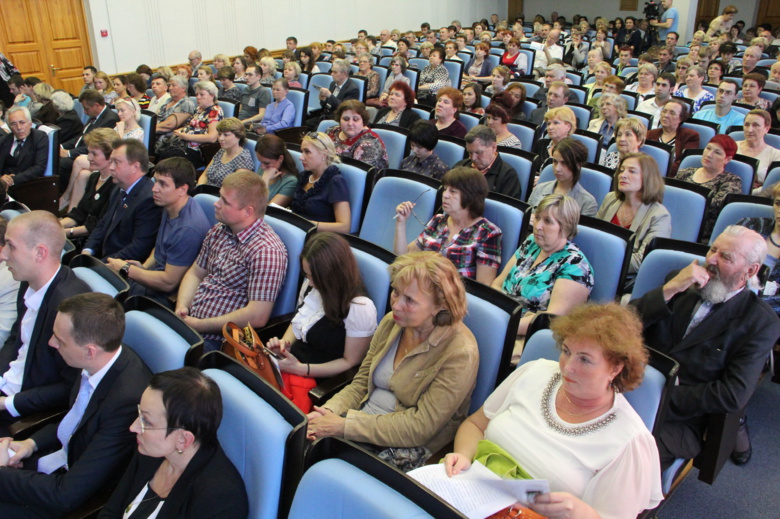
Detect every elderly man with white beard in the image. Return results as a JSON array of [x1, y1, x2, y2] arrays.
[[631, 225, 780, 469]]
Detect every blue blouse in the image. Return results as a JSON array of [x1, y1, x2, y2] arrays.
[[291, 165, 350, 223]]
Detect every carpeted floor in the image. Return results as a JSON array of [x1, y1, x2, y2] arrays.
[[657, 376, 780, 519]]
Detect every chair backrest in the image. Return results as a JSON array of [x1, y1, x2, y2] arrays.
[[72, 97, 87, 123], [373, 66, 389, 93], [518, 80, 542, 99], [571, 129, 603, 163], [138, 110, 157, 152], [506, 121, 535, 152], [640, 140, 673, 178], [38, 124, 59, 177], [432, 135, 466, 168], [217, 98, 239, 119], [566, 71, 582, 86], [0, 200, 30, 221], [763, 161, 780, 190], [679, 149, 756, 194], [483, 193, 529, 271], [567, 103, 593, 130], [350, 76, 368, 103], [317, 61, 333, 73], [403, 69, 420, 92], [359, 171, 440, 252], [626, 110, 652, 130], [498, 149, 536, 203], [378, 56, 393, 67], [710, 200, 774, 244], [578, 165, 614, 208], [631, 240, 708, 300], [200, 353, 307, 519], [264, 207, 315, 317], [409, 58, 429, 71], [620, 92, 638, 110], [371, 126, 408, 170], [680, 121, 718, 148], [244, 134, 261, 171], [337, 157, 373, 233], [458, 112, 481, 132], [568, 85, 587, 105], [194, 193, 218, 226], [662, 178, 710, 242], [572, 215, 633, 302], [411, 104, 431, 121], [307, 73, 333, 113], [462, 278, 523, 412], [343, 234, 396, 321], [122, 296, 203, 372], [286, 88, 309, 127], [442, 59, 463, 89], [69, 254, 129, 299], [317, 119, 338, 133]]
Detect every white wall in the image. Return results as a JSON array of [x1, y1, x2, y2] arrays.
[[83, 0, 507, 74]]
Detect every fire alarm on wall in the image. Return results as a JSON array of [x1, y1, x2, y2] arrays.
[[100, 30, 108, 37]]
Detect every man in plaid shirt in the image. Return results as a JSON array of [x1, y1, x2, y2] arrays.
[[176, 170, 287, 351]]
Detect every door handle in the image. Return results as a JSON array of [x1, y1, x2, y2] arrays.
[[50, 65, 61, 76]]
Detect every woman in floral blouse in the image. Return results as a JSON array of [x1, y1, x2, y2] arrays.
[[325, 100, 389, 170]]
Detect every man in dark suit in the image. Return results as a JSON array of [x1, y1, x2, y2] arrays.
[[0, 292, 152, 518], [530, 81, 572, 139], [0, 211, 91, 435], [631, 226, 780, 469], [306, 59, 359, 129], [0, 107, 48, 188], [58, 89, 119, 182], [82, 139, 161, 261]]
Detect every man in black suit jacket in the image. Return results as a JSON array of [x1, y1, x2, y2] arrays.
[[83, 139, 161, 261], [305, 59, 359, 130], [0, 107, 48, 188], [0, 293, 152, 518], [631, 226, 780, 469], [58, 89, 119, 181], [0, 212, 91, 435], [529, 81, 574, 139]]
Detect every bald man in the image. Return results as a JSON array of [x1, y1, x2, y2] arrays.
[[0, 211, 90, 434]]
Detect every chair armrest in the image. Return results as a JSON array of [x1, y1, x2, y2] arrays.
[[309, 366, 359, 407], [10, 409, 68, 440], [694, 410, 744, 485], [256, 313, 295, 344]]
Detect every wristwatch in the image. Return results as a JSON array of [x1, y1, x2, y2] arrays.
[[119, 263, 130, 280]]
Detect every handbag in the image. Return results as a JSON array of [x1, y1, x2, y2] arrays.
[[221, 322, 284, 391]]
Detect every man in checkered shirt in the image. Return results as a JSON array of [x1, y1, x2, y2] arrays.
[[176, 170, 287, 352]]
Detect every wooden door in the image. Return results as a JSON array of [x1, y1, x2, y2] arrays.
[[756, 0, 780, 31], [508, 0, 524, 23], [695, 0, 720, 26], [0, 0, 92, 95]]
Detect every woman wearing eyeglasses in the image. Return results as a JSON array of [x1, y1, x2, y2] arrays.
[[394, 167, 502, 285], [368, 57, 411, 109], [98, 368, 248, 519]]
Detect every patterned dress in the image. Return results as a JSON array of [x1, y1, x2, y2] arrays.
[[326, 126, 389, 170], [183, 104, 224, 152], [416, 214, 502, 279], [500, 235, 594, 315]]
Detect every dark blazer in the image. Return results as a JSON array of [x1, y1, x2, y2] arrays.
[[646, 127, 700, 177], [0, 266, 91, 416], [631, 284, 780, 458], [529, 105, 547, 126], [0, 347, 152, 518], [0, 129, 48, 184], [321, 78, 359, 112], [84, 175, 162, 261], [464, 57, 491, 79], [54, 110, 85, 144], [61, 105, 119, 158], [373, 107, 421, 129], [98, 445, 249, 519], [455, 154, 521, 199]]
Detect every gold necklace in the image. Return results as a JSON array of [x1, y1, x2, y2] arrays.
[[558, 387, 614, 417]]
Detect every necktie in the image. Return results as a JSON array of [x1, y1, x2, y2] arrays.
[[12, 139, 22, 157], [38, 373, 93, 474]]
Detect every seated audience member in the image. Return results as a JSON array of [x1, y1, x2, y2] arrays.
[[308, 251, 478, 472], [267, 232, 377, 409], [676, 134, 743, 239], [444, 41, 462, 63], [693, 79, 745, 133], [7, 75, 29, 109], [373, 80, 420, 129], [257, 56, 277, 87], [531, 106, 577, 172], [532, 65, 579, 106], [0, 215, 19, 347], [738, 184, 780, 316], [299, 47, 320, 75], [533, 29, 563, 76], [738, 73, 771, 110], [584, 62, 612, 102], [735, 110, 780, 192], [462, 82, 485, 116], [503, 82, 528, 122], [212, 54, 230, 71], [454, 125, 521, 198], [493, 194, 593, 347], [0, 292, 152, 518], [395, 167, 502, 284], [416, 48, 451, 107], [734, 45, 768, 77], [485, 66, 511, 95], [48, 91, 84, 143], [59, 89, 119, 180], [325, 100, 388, 170], [125, 73, 150, 109], [529, 138, 598, 216], [596, 152, 671, 280], [93, 71, 118, 106], [0, 211, 91, 435], [464, 43, 493, 83], [60, 128, 119, 242], [431, 87, 467, 139], [443, 302, 662, 518], [238, 65, 272, 127], [306, 60, 359, 129], [637, 73, 675, 129], [588, 93, 627, 153], [625, 63, 658, 103], [631, 225, 780, 468], [583, 48, 605, 83], [30, 82, 55, 124], [614, 46, 634, 76], [256, 135, 298, 207], [154, 76, 196, 153], [706, 60, 725, 87], [176, 170, 287, 352], [369, 56, 410, 108], [674, 65, 714, 114], [0, 106, 47, 189], [587, 75, 625, 119], [83, 139, 162, 261], [601, 117, 647, 170], [283, 61, 303, 89], [157, 81, 223, 168], [256, 79, 295, 135], [530, 81, 571, 130], [106, 158, 212, 306], [291, 132, 351, 233], [484, 92, 522, 149], [562, 30, 587, 70], [217, 66, 242, 103], [501, 37, 528, 77], [356, 53, 380, 102], [198, 118, 254, 187], [113, 98, 144, 141], [232, 56, 249, 83], [147, 73, 171, 114], [399, 120, 450, 180], [646, 99, 700, 176], [99, 368, 247, 519]]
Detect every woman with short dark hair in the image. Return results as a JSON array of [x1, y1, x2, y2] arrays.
[[373, 80, 420, 129], [326, 100, 389, 169], [399, 120, 450, 179]]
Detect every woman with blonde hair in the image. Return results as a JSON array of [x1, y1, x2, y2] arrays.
[[93, 71, 117, 105], [531, 106, 577, 172]]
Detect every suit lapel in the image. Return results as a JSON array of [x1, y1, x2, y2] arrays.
[[72, 348, 128, 438], [672, 290, 747, 353], [104, 187, 128, 237], [21, 271, 63, 383]]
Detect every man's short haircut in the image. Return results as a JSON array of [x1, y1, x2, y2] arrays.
[[114, 138, 149, 172], [136, 64, 153, 76], [217, 66, 235, 81], [407, 119, 439, 151], [222, 169, 268, 216], [549, 80, 570, 97], [8, 75, 25, 88], [666, 98, 689, 121], [0, 216, 7, 247], [331, 59, 350, 75], [11, 210, 66, 254], [720, 78, 740, 94], [83, 65, 97, 75], [546, 63, 566, 79], [154, 157, 196, 191], [6, 106, 31, 123], [464, 124, 497, 145], [286, 36, 298, 44], [58, 293, 125, 352], [23, 76, 42, 88], [78, 88, 106, 106], [668, 31, 679, 40], [720, 42, 738, 55], [658, 72, 676, 88]]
